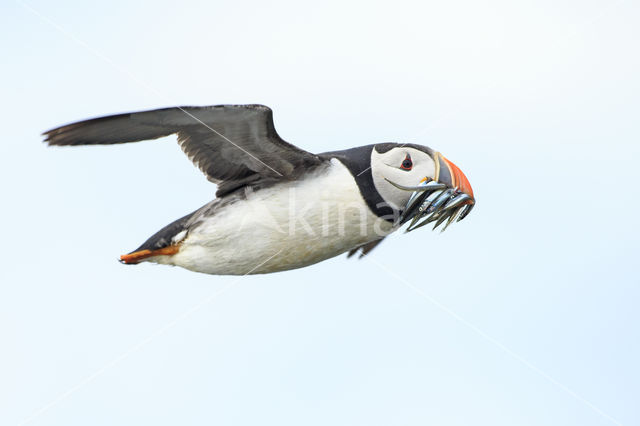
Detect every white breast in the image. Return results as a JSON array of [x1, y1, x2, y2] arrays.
[[154, 159, 396, 275]]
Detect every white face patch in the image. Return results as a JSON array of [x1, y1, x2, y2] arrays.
[[370, 146, 437, 210]]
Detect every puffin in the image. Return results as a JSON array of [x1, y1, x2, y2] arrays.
[[43, 104, 475, 275]]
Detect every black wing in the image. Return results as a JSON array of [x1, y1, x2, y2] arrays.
[[43, 104, 323, 196], [347, 238, 386, 259]]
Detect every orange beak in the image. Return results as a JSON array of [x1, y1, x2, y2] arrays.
[[439, 154, 474, 201]]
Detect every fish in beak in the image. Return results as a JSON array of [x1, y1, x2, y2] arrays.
[[386, 152, 475, 232]]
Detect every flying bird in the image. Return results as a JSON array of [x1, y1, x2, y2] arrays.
[[43, 105, 475, 275]]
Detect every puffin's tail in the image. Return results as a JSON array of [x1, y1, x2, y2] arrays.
[[119, 209, 198, 265]]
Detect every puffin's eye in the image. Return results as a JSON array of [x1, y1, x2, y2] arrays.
[[400, 154, 413, 171]]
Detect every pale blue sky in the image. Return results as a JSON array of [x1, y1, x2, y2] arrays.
[[1, 0, 639, 425]]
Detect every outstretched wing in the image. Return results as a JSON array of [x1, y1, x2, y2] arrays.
[[43, 104, 323, 196], [347, 238, 386, 259]]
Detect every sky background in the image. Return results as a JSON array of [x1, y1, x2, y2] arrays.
[[1, 0, 639, 425]]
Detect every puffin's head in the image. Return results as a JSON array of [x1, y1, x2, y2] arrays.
[[370, 143, 475, 232]]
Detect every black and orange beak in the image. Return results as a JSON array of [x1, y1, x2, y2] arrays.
[[438, 154, 474, 201], [385, 152, 475, 232]]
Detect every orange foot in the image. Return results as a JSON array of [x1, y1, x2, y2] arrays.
[[120, 245, 181, 264]]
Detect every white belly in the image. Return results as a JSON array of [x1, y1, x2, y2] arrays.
[[155, 159, 395, 275]]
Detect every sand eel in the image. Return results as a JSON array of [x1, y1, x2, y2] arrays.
[[44, 105, 475, 275]]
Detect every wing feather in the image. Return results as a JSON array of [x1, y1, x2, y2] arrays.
[[43, 105, 323, 195], [347, 239, 386, 259]]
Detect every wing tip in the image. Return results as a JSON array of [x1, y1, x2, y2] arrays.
[[41, 124, 80, 146]]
